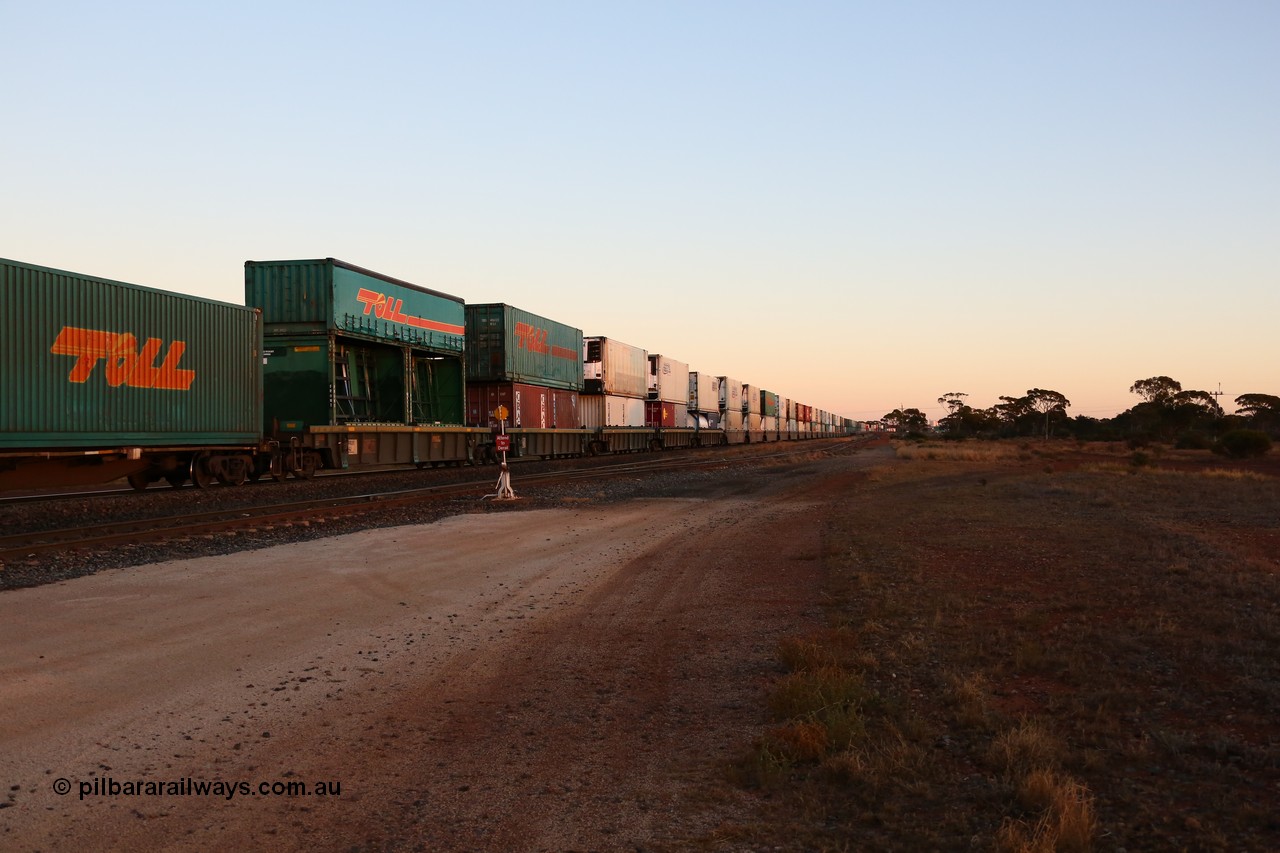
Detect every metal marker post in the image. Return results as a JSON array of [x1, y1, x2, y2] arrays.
[[484, 405, 517, 501]]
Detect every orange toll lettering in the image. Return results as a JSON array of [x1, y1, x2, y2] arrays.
[[51, 326, 196, 390]]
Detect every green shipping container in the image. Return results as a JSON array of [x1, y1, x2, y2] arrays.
[[259, 335, 464, 430], [248, 259, 466, 429], [1, 257, 262, 448], [465, 304, 584, 391], [245, 258, 465, 355]]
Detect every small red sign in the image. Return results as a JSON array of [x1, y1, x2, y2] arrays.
[[494, 434, 511, 452]]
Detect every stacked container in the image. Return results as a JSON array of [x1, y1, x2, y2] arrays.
[[246, 258, 479, 468], [718, 376, 745, 442], [246, 258, 466, 430], [582, 336, 647, 427], [464, 303, 583, 429], [688, 372, 721, 429], [646, 355, 689, 428]]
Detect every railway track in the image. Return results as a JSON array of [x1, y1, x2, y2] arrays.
[[0, 439, 871, 563]]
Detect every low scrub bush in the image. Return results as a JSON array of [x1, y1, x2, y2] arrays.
[[1215, 429, 1271, 459]]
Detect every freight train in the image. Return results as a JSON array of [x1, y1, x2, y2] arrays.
[[0, 257, 858, 491]]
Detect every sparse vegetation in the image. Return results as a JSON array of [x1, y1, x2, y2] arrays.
[[716, 441, 1280, 851]]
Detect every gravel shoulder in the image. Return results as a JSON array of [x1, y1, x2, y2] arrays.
[[0, 443, 890, 851]]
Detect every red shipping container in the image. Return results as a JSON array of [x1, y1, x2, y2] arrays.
[[466, 382, 552, 429], [550, 388, 581, 429], [644, 400, 686, 428]]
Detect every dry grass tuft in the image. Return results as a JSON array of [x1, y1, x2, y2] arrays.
[[987, 718, 1068, 778], [895, 442, 1020, 463], [998, 769, 1098, 853]]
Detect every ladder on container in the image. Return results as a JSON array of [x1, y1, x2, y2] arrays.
[[334, 348, 373, 422]]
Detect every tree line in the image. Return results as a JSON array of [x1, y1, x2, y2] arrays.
[[881, 376, 1278, 457]]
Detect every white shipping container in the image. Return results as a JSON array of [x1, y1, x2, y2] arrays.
[[583, 336, 648, 398], [688, 371, 720, 413], [648, 354, 690, 403], [742, 384, 762, 415], [580, 394, 646, 428], [718, 376, 742, 413]]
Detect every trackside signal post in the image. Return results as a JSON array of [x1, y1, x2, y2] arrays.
[[484, 405, 517, 501]]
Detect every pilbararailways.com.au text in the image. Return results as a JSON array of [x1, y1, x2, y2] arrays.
[[54, 776, 342, 801]]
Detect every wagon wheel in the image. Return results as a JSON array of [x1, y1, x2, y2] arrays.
[[216, 457, 249, 487], [127, 471, 151, 491], [165, 472, 187, 489], [190, 453, 214, 489], [292, 452, 318, 480]]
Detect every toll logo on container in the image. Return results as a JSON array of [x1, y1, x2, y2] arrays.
[[514, 322, 578, 362], [50, 326, 196, 390], [355, 288, 465, 335]]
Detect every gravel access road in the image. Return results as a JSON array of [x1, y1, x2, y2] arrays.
[[1, 444, 889, 851]]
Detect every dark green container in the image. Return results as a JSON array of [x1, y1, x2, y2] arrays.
[[245, 258, 465, 354], [1, 257, 262, 449], [248, 260, 466, 429], [259, 333, 465, 431], [760, 390, 781, 418], [465, 303, 584, 391]]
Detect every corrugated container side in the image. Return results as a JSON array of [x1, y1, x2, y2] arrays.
[[688, 372, 719, 413], [466, 382, 556, 429], [583, 337, 647, 398], [645, 400, 687, 428], [718, 377, 742, 413], [647, 355, 690, 403], [760, 390, 780, 418], [580, 394, 646, 428], [465, 303, 583, 391], [246, 258, 465, 355], [742, 384, 762, 415], [1, 258, 261, 447], [551, 389, 581, 429]]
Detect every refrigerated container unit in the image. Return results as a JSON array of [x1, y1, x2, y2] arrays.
[[647, 354, 689, 403], [1, 257, 263, 490], [717, 376, 746, 443], [583, 336, 647, 397], [246, 258, 483, 469], [688, 371, 720, 414]]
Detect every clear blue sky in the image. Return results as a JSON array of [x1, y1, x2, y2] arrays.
[[4, 1, 1276, 423]]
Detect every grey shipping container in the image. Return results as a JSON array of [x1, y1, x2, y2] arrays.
[[1, 257, 262, 450], [466, 303, 584, 391]]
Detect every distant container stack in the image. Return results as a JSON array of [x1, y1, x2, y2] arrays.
[[718, 376, 745, 442], [646, 354, 689, 428], [688, 372, 721, 429]]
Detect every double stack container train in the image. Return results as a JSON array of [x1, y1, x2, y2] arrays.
[[1, 256, 857, 491]]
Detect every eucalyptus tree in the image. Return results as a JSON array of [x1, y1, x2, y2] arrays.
[[1026, 388, 1071, 439]]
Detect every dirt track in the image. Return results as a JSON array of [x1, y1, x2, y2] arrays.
[[0, 446, 888, 851]]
